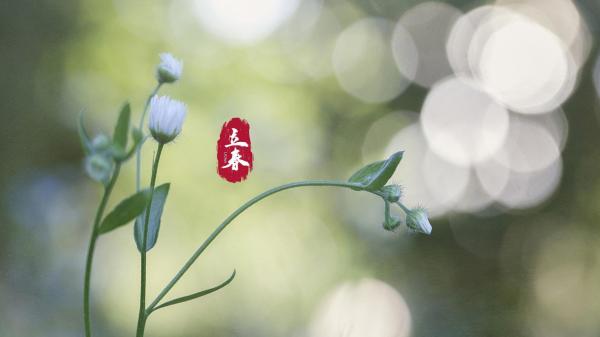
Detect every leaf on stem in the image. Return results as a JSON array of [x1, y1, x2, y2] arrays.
[[348, 151, 404, 191], [98, 188, 152, 234], [78, 112, 93, 155], [113, 102, 131, 151], [151, 270, 236, 312], [110, 128, 145, 162], [134, 183, 170, 252], [132, 127, 144, 144]]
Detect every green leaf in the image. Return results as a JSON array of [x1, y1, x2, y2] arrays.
[[151, 270, 236, 312], [134, 183, 170, 252], [78, 111, 93, 155], [132, 127, 144, 144], [348, 151, 404, 191], [110, 128, 144, 162], [98, 189, 152, 234], [113, 103, 131, 151], [107, 144, 126, 159]]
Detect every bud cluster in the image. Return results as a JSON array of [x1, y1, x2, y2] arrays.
[[378, 184, 432, 235], [84, 134, 115, 184]]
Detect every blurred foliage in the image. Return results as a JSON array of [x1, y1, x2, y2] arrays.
[[1, 0, 600, 337]]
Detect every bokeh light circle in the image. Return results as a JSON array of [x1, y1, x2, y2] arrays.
[[308, 279, 411, 337], [278, 0, 340, 79], [398, 2, 462, 88], [495, 159, 562, 209], [333, 18, 412, 103], [494, 0, 582, 47], [471, 11, 575, 114], [421, 76, 509, 166], [390, 22, 419, 88], [494, 114, 561, 173], [384, 123, 471, 217], [446, 5, 499, 76], [193, 0, 300, 44]]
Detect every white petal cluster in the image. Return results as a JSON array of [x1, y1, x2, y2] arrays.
[[406, 207, 432, 235], [148, 96, 187, 144], [156, 53, 183, 83]]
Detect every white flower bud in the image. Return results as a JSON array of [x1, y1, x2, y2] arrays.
[[91, 134, 111, 152], [148, 95, 187, 144], [85, 153, 113, 184], [156, 53, 182, 83], [406, 207, 432, 235]]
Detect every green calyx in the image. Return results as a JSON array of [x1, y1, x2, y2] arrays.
[[381, 184, 402, 202]]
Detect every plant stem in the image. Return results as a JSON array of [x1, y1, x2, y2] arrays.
[[396, 201, 410, 213], [136, 143, 164, 337], [83, 164, 121, 337], [135, 83, 162, 192], [146, 180, 369, 313]]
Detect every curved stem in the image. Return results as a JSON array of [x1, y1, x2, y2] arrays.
[[136, 143, 164, 337], [146, 180, 371, 313], [135, 83, 162, 192], [83, 164, 121, 337], [395, 201, 410, 213]]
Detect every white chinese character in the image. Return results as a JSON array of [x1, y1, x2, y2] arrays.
[[222, 148, 249, 171], [224, 128, 248, 148]]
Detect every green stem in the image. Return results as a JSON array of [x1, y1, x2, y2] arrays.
[[396, 201, 410, 213], [136, 143, 164, 337], [146, 180, 369, 313], [83, 164, 121, 337], [135, 83, 162, 192]]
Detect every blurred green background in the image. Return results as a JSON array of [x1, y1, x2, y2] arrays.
[[1, 0, 600, 336]]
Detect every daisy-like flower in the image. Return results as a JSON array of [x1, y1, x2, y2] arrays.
[[405, 207, 432, 235], [156, 53, 183, 84], [148, 95, 187, 144]]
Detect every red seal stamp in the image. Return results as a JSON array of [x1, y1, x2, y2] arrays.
[[217, 118, 253, 183]]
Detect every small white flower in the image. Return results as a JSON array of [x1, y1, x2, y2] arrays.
[[156, 53, 182, 84], [406, 207, 432, 235], [148, 95, 187, 144]]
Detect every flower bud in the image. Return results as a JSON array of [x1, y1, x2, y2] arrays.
[[381, 184, 402, 202], [148, 95, 187, 144], [383, 214, 401, 231], [91, 134, 111, 152], [405, 207, 432, 235], [156, 53, 182, 84], [85, 153, 113, 184]]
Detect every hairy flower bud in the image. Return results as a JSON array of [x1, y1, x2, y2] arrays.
[[156, 53, 182, 84], [148, 95, 187, 144], [91, 134, 111, 152], [85, 153, 113, 184], [406, 207, 432, 234], [381, 184, 402, 202]]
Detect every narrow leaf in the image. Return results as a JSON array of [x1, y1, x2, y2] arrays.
[[132, 127, 144, 144], [113, 103, 131, 151], [78, 111, 93, 155], [152, 270, 236, 312], [111, 128, 145, 162], [134, 183, 170, 252], [98, 189, 151, 234], [348, 151, 404, 191]]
